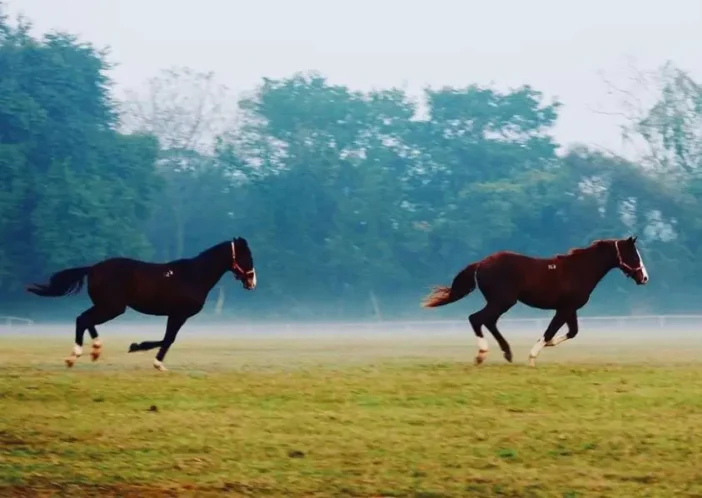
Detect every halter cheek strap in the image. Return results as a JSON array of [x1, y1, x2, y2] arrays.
[[231, 241, 244, 274], [614, 240, 643, 273], [230, 241, 254, 277]]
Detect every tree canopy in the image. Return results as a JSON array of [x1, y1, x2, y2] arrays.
[[2, 6, 701, 320]]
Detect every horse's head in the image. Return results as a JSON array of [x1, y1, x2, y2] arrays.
[[230, 237, 256, 290], [612, 236, 649, 285]]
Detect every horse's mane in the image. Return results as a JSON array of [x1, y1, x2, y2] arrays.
[[166, 241, 229, 267], [558, 239, 609, 260]]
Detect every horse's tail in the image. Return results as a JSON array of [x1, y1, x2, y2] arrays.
[[421, 263, 479, 308], [26, 266, 91, 297]]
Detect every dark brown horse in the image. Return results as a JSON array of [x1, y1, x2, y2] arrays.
[[421, 236, 649, 366], [27, 237, 256, 371]]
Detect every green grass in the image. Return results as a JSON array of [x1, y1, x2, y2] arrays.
[[1, 332, 702, 497]]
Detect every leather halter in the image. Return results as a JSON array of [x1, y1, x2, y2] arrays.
[[614, 240, 643, 274], [230, 241, 254, 277]]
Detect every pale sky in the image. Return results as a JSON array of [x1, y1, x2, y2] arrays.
[[6, 0, 702, 158]]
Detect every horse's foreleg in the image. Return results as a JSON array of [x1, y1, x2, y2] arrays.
[[152, 314, 189, 372], [529, 310, 568, 367], [545, 312, 579, 348]]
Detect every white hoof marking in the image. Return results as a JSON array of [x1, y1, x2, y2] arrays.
[[477, 337, 488, 353], [528, 338, 547, 367], [546, 335, 568, 347]]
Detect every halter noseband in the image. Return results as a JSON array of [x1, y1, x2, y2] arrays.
[[614, 240, 643, 274]]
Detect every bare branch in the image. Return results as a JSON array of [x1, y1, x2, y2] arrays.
[[118, 67, 236, 155]]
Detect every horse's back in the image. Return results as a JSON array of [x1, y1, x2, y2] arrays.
[[87, 257, 193, 314], [91, 257, 171, 274], [483, 250, 554, 268], [87, 258, 167, 297], [476, 251, 567, 307]]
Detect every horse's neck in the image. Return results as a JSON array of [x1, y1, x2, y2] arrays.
[[192, 246, 230, 292], [577, 246, 616, 291]]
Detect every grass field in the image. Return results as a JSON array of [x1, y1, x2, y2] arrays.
[[1, 325, 702, 497]]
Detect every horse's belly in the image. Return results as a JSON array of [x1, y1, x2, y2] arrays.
[[519, 282, 582, 310], [518, 282, 565, 309], [127, 283, 187, 316], [519, 294, 557, 310], [128, 301, 172, 316]]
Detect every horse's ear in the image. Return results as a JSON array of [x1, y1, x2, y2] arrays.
[[631, 235, 638, 243]]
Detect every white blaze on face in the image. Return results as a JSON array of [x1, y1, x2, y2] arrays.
[[250, 269, 257, 289], [636, 248, 649, 283]]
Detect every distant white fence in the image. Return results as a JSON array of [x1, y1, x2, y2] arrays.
[[199, 314, 702, 337], [0, 314, 700, 337], [0, 315, 33, 328]]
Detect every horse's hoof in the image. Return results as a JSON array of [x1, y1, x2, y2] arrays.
[[504, 352, 513, 363], [91, 344, 102, 361], [528, 357, 537, 367], [475, 355, 485, 365], [65, 357, 76, 368], [153, 360, 167, 372], [128, 343, 139, 353]]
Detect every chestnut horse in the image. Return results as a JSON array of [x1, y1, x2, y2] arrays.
[[27, 237, 256, 371], [421, 236, 649, 366]]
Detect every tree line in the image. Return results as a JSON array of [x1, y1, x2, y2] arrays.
[[2, 7, 701, 320]]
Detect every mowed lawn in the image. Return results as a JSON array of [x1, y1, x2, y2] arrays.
[[1, 330, 702, 497]]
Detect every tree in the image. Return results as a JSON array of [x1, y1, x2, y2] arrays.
[[4, 2, 701, 317], [222, 75, 422, 312], [408, 84, 562, 265], [0, 8, 159, 299], [586, 62, 702, 310], [120, 67, 240, 262], [610, 62, 702, 178]]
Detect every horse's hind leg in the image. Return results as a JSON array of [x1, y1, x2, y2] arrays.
[[128, 340, 164, 353], [528, 309, 569, 367], [66, 306, 125, 368], [87, 325, 103, 361], [470, 301, 516, 365], [469, 307, 490, 364], [483, 302, 516, 363]]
